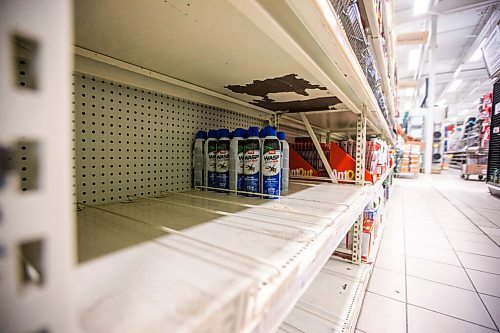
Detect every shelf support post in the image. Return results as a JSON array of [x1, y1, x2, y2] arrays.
[[299, 112, 338, 184], [355, 112, 367, 186], [352, 112, 366, 264], [352, 214, 363, 264]]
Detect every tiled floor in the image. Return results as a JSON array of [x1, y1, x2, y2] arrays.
[[356, 170, 500, 333]]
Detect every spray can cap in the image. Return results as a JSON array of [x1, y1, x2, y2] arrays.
[[277, 131, 286, 140], [196, 130, 207, 140], [247, 126, 260, 137], [218, 128, 230, 138], [233, 128, 245, 138], [207, 129, 218, 139], [267, 126, 277, 137]]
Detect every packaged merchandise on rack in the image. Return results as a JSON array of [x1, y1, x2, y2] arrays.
[[197, 126, 290, 196], [397, 141, 421, 176]]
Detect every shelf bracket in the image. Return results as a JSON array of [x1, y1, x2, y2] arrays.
[[299, 112, 338, 184]]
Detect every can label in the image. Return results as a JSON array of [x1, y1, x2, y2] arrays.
[[237, 143, 245, 191], [207, 141, 217, 188], [244, 146, 260, 193], [216, 148, 229, 190], [263, 145, 280, 197]]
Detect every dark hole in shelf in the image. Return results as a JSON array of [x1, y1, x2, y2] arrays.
[[12, 34, 39, 90], [18, 238, 45, 287]]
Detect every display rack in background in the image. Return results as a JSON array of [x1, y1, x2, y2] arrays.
[[396, 141, 421, 178], [289, 137, 391, 184], [431, 123, 444, 174], [487, 79, 500, 196], [447, 92, 492, 171]]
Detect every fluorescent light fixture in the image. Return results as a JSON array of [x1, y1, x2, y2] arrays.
[[468, 39, 486, 62], [408, 48, 420, 70], [414, 0, 431, 16], [448, 79, 462, 92], [437, 99, 447, 106]]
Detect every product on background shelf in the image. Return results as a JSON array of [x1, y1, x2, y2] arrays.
[[229, 128, 245, 195], [204, 129, 218, 190], [216, 129, 230, 192], [244, 126, 261, 196], [396, 141, 421, 176], [261, 126, 281, 199], [192, 130, 206, 188], [278, 131, 290, 194]]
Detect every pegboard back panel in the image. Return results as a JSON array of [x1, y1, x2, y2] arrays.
[[74, 72, 265, 205]]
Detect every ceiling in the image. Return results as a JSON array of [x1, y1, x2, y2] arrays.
[[394, 0, 498, 123]]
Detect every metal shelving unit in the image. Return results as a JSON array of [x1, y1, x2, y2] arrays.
[[1, 1, 398, 332]]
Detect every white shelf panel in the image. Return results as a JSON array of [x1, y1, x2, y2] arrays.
[[76, 181, 380, 333], [278, 258, 372, 333]]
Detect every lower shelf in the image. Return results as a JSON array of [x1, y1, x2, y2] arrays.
[[76, 174, 391, 333], [278, 258, 374, 333]]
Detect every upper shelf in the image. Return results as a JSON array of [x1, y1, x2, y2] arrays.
[[359, 0, 397, 120], [74, 0, 395, 142]]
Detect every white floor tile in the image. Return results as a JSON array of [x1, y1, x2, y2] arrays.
[[405, 216, 438, 224], [407, 276, 496, 329], [380, 237, 405, 254], [406, 242, 461, 266], [444, 229, 494, 244], [367, 267, 406, 302], [472, 219, 500, 229], [480, 226, 500, 237], [405, 234, 452, 249], [406, 256, 474, 290], [382, 226, 404, 240], [408, 305, 496, 333], [481, 210, 500, 225], [480, 294, 500, 330], [374, 249, 405, 274], [356, 292, 406, 333], [456, 252, 500, 275], [466, 269, 500, 297], [449, 238, 500, 258], [440, 221, 483, 233]]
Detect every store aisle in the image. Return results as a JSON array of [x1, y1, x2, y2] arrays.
[[356, 171, 500, 333]]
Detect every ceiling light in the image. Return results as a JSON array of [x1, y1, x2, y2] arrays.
[[414, 0, 431, 16], [437, 99, 447, 106], [408, 48, 420, 70], [448, 79, 462, 92], [468, 39, 486, 62]]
